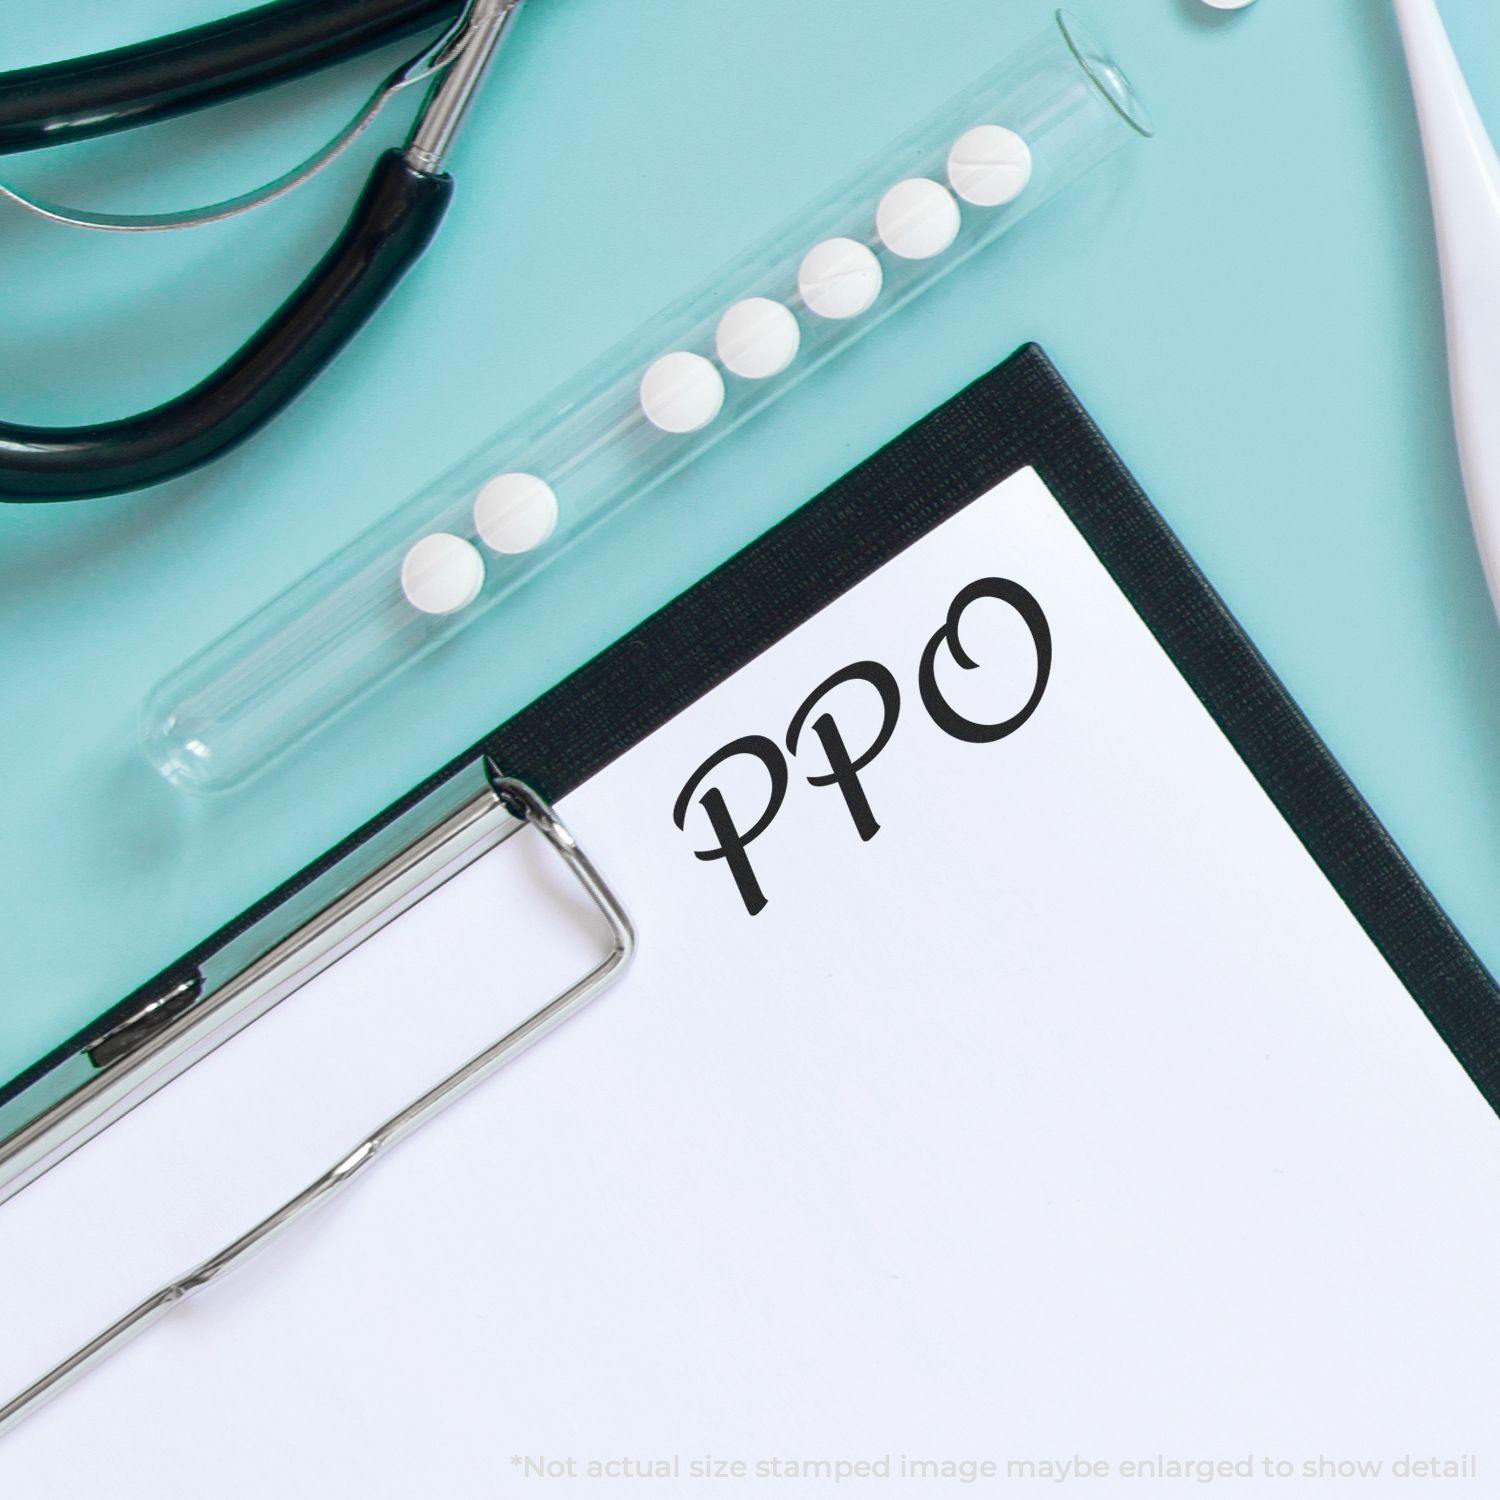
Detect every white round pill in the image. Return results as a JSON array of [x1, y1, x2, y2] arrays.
[[797, 237, 883, 319], [639, 350, 726, 433], [715, 298, 801, 380], [1200, 0, 1255, 8], [876, 178, 961, 260], [474, 471, 558, 554], [947, 125, 1033, 207], [400, 532, 484, 615]]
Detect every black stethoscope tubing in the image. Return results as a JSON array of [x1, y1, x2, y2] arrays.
[[0, 0, 472, 504]]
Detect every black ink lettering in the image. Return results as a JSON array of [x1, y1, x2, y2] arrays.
[[672, 735, 789, 915], [919, 578, 1052, 743], [784, 661, 902, 842]]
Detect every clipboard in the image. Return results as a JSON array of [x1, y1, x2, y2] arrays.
[[4, 343, 1499, 1440]]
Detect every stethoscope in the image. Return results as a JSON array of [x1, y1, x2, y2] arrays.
[[0, 0, 519, 504]]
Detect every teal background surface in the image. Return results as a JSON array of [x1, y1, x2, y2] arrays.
[[4, 0, 1500, 1082]]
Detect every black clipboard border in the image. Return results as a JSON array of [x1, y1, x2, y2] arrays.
[[11, 344, 1500, 1116], [498, 343, 1500, 1115]]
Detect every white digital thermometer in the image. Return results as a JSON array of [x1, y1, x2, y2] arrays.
[[1394, 0, 1500, 621]]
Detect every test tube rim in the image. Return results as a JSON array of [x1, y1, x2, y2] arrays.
[[1056, 9, 1156, 140]]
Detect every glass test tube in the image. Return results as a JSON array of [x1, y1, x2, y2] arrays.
[[144, 10, 1152, 794]]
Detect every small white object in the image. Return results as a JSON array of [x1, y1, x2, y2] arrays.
[[876, 177, 962, 260], [1200, 0, 1256, 8], [400, 533, 484, 615], [1395, 0, 1500, 622], [715, 298, 801, 379], [797, 237, 884, 319], [946, 124, 1034, 207], [473, 472, 558, 555], [639, 351, 726, 433]]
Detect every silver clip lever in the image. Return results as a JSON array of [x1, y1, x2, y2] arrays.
[[0, 770, 635, 1442]]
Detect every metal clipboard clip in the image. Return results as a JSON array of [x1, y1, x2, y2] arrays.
[[0, 764, 635, 1439]]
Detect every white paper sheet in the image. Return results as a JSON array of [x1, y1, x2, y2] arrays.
[[4, 469, 1499, 1497]]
